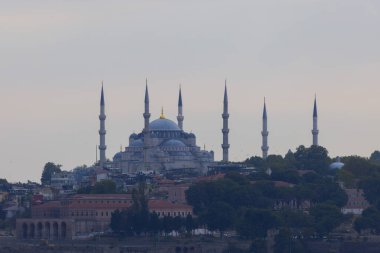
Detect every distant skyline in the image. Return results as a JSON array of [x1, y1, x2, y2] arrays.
[[1, 0, 380, 182]]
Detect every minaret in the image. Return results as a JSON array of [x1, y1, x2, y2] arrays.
[[98, 84, 107, 168], [312, 95, 319, 146], [221, 81, 230, 162], [261, 98, 269, 159], [177, 86, 184, 130], [143, 80, 151, 169]]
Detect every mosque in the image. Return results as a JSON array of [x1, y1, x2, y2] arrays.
[[98, 83, 216, 174], [96, 81, 320, 174]]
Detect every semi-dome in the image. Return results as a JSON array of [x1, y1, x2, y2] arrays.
[[130, 139, 144, 147], [150, 118, 181, 131], [161, 139, 186, 148]]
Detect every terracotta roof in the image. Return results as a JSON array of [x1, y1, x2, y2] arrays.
[[158, 179, 176, 185], [32, 201, 61, 209], [197, 173, 225, 182], [67, 202, 132, 209], [148, 199, 192, 210], [71, 194, 132, 199], [273, 181, 294, 188]]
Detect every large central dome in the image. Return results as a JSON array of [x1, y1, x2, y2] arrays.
[[149, 118, 181, 131]]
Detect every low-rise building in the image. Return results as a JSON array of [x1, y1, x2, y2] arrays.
[[342, 188, 370, 215], [148, 199, 193, 218], [17, 194, 133, 240]]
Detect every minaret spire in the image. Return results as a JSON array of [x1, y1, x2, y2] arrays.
[[177, 85, 184, 130], [312, 95, 319, 146], [143, 80, 151, 169], [261, 97, 269, 159], [222, 80, 230, 162], [99, 82, 107, 168]]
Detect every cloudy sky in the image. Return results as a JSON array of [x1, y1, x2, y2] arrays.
[[1, 0, 379, 182]]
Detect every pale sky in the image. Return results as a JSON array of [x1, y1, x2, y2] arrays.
[[1, 0, 380, 182]]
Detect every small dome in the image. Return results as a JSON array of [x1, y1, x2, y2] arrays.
[[150, 118, 181, 131], [188, 133, 195, 138], [113, 152, 122, 160], [130, 139, 144, 147], [330, 157, 344, 170], [161, 139, 187, 148], [129, 133, 138, 139], [330, 162, 344, 170]]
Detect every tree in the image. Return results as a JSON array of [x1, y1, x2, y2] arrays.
[[236, 208, 278, 238], [185, 214, 195, 234], [203, 201, 235, 237], [148, 212, 160, 235], [359, 177, 380, 206], [0, 179, 10, 192], [92, 180, 117, 194], [41, 162, 62, 185], [294, 145, 330, 173], [77, 180, 117, 194], [370, 151, 380, 165], [310, 204, 344, 235], [245, 156, 266, 170], [354, 207, 380, 233]]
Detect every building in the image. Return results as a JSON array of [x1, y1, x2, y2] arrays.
[[16, 194, 195, 240], [341, 188, 370, 215], [148, 199, 193, 218], [157, 180, 190, 204], [16, 194, 133, 240], [111, 84, 214, 174]]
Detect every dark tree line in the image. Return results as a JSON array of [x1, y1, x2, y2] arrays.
[[186, 171, 347, 238], [110, 184, 196, 236]]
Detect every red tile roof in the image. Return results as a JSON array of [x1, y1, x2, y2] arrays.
[[148, 199, 192, 210]]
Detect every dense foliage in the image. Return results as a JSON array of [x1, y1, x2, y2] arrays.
[[41, 162, 62, 185], [77, 180, 117, 194], [110, 184, 196, 236], [186, 169, 347, 238]]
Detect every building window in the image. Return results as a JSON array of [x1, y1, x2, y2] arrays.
[[101, 212, 103, 216]]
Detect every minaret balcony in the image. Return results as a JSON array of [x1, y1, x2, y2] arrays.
[[222, 144, 230, 149], [99, 115, 106, 120], [261, 131, 269, 136], [99, 130, 106, 135], [99, 145, 107, 150], [222, 129, 230, 134]]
